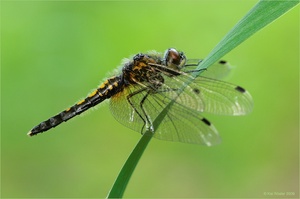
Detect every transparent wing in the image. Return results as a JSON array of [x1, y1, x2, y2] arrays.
[[152, 64, 253, 116], [184, 59, 232, 79], [173, 76, 253, 115], [110, 84, 146, 132], [109, 84, 221, 146], [109, 60, 252, 145], [148, 94, 221, 146]]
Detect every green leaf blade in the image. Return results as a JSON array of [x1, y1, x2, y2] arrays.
[[107, 131, 153, 198], [196, 0, 299, 73]]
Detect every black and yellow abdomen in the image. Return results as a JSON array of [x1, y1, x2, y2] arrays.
[[28, 76, 123, 136]]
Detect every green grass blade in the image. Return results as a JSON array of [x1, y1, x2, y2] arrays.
[[107, 130, 153, 198], [107, 1, 298, 198], [106, 101, 173, 198], [195, 0, 299, 74], [107, 131, 153, 198]]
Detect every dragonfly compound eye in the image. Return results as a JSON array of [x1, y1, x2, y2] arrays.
[[164, 48, 186, 71]]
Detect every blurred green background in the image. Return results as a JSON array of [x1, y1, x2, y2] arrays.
[[1, 1, 299, 198]]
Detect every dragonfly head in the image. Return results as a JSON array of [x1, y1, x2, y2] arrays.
[[163, 48, 186, 71]]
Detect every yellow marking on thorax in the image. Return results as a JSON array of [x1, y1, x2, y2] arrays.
[[134, 62, 147, 70], [77, 99, 85, 105], [65, 107, 71, 112]]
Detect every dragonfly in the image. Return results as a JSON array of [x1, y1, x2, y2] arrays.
[[28, 48, 253, 146]]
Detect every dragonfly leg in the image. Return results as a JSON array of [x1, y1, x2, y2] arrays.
[[126, 88, 148, 134], [139, 92, 154, 132]]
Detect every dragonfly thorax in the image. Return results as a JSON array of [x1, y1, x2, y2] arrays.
[[122, 53, 164, 87]]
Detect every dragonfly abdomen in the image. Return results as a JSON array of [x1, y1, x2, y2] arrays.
[[28, 76, 123, 136]]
